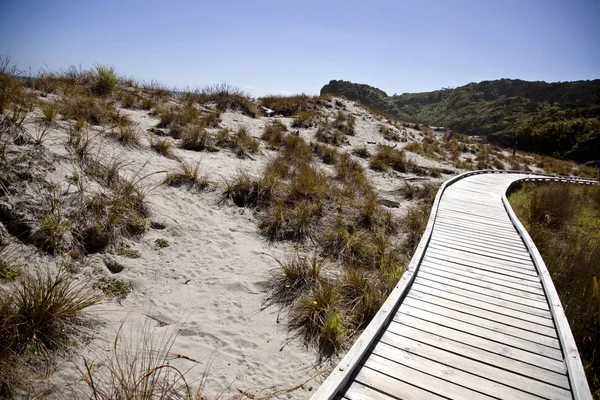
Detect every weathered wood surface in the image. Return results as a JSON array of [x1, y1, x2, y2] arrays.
[[311, 171, 594, 400]]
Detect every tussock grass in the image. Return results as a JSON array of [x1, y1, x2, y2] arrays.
[[370, 145, 415, 173], [111, 124, 141, 146], [292, 110, 320, 128], [180, 124, 216, 152], [289, 283, 347, 357], [231, 126, 259, 157], [510, 183, 600, 396], [396, 181, 439, 201], [31, 187, 71, 254], [315, 121, 347, 147], [266, 254, 326, 306], [0, 267, 101, 395], [149, 137, 173, 156], [155, 104, 202, 138], [333, 111, 356, 136], [75, 322, 205, 400], [201, 83, 258, 117], [92, 65, 118, 96], [59, 94, 130, 127], [378, 124, 400, 141], [311, 142, 338, 165], [221, 171, 278, 208], [164, 160, 208, 189], [352, 146, 371, 159], [262, 120, 288, 148], [41, 103, 59, 125], [259, 94, 321, 117], [75, 169, 152, 254]]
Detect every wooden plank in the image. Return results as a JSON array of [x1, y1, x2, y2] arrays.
[[407, 289, 556, 336], [392, 315, 565, 373], [364, 353, 496, 400], [421, 259, 544, 295], [420, 265, 546, 302], [414, 276, 551, 318], [428, 242, 533, 266], [371, 342, 551, 400], [433, 222, 523, 245], [411, 282, 553, 326], [431, 232, 529, 257], [433, 222, 525, 245], [347, 368, 447, 400], [436, 211, 518, 230], [430, 235, 529, 260], [381, 328, 571, 393], [396, 304, 564, 360], [426, 245, 536, 270], [423, 254, 539, 283], [437, 206, 511, 222], [429, 237, 533, 263], [435, 216, 517, 235], [425, 247, 538, 276], [402, 296, 560, 348], [417, 270, 549, 310]]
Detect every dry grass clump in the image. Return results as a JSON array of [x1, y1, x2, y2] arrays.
[[252, 136, 407, 357], [352, 146, 371, 159], [74, 169, 152, 254], [378, 124, 400, 141], [231, 126, 259, 157], [370, 145, 415, 173], [396, 181, 439, 201], [266, 254, 326, 306], [333, 111, 356, 136], [75, 322, 205, 400], [315, 121, 348, 147], [262, 120, 288, 148], [510, 183, 600, 396], [292, 110, 321, 128], [201, 83, 258, 117], [221, 171, 279, 208], [164, 160, 209, 189], [149, 137, 173, 156], [110, 124, 141, 146], [0, 267, 101, 396], [311, 142, 339, 165], [58, 94, 130, 127], [289, 283, 348, 357], [259, 94, 321, 117], [155, 104, 202, 138], [180, 124, 216, 152], [92, 65, 118, 96]]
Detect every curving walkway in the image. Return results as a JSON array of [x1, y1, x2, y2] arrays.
[[312, 172, 595, 400]]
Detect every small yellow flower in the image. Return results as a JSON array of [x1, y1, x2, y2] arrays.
[[312, 301, 318, 305], [285, 284, 290, 288]]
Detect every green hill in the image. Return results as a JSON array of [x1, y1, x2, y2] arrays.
[[320, 79, 600, 162]]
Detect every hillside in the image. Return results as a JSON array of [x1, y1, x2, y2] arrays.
[[0, 64, 596, 398], [321, 79, 600, 162]]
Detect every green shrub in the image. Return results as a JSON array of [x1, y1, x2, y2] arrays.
[[92, 65, 118, 96]]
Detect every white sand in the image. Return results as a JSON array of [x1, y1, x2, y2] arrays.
[[7, 95, 461, 398]]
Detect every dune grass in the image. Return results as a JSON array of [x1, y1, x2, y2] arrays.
[[0, 267, 101, 396], [509, 182, 600, 397]]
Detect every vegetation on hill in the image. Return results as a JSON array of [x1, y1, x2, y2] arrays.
[[509, 182, 600, 397], [321, 79, 600, 162]]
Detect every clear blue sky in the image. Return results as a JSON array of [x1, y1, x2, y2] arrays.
[[1, 0, 599, 97]]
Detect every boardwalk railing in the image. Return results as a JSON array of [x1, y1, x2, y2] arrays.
[[311, 170, 597, 400]]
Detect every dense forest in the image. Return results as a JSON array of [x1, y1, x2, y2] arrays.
[[321, 79, 600, 162]]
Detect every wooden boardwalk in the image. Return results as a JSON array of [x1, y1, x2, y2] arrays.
[[312, 172, 594, 400]]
